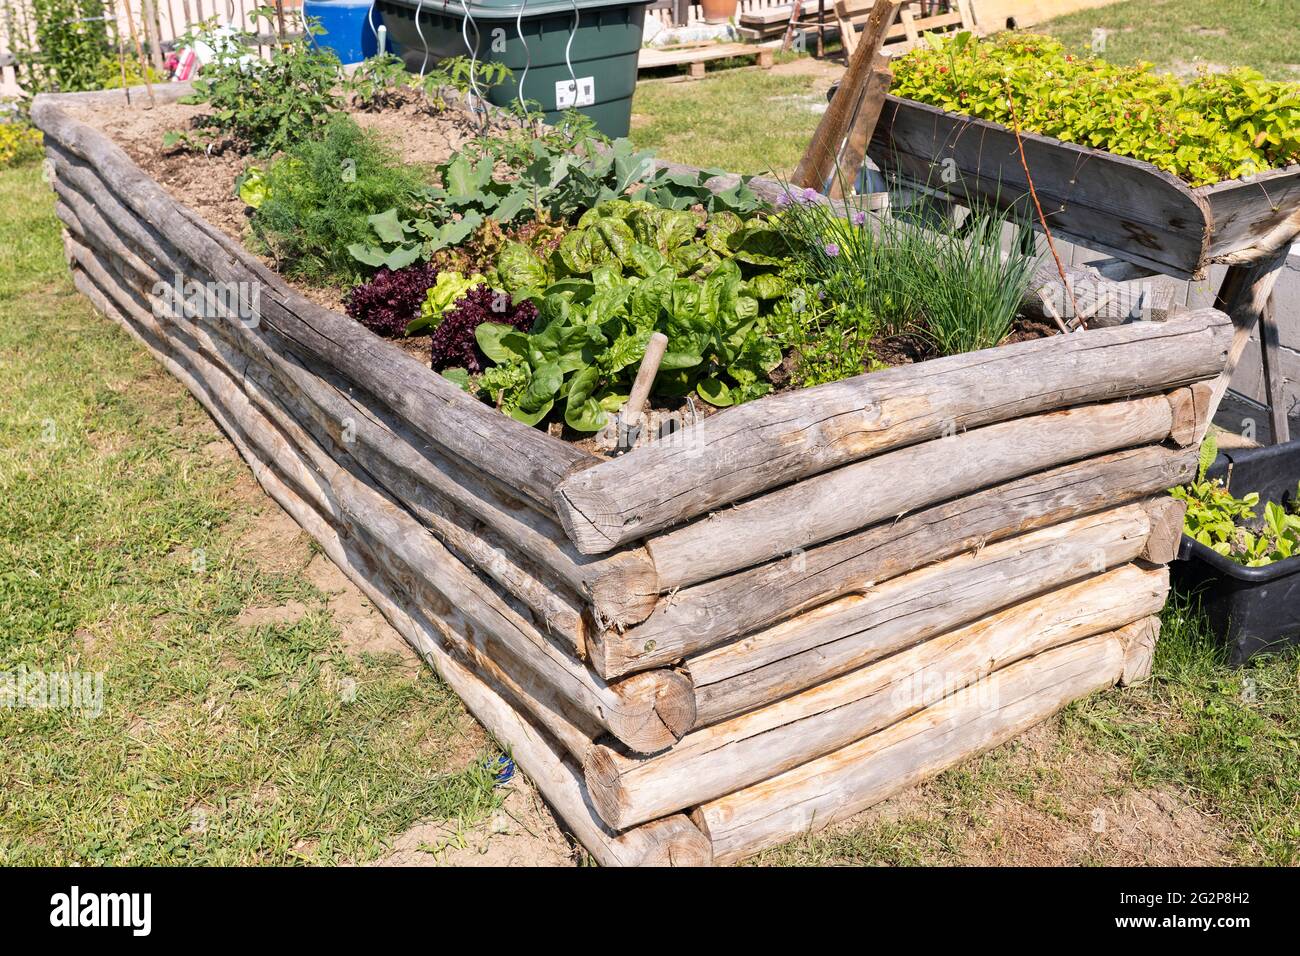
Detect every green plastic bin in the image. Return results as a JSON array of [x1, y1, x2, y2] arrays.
[[376, 0, 650, 137]]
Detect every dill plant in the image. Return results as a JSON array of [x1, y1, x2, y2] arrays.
[[248, 116, 429, 286]]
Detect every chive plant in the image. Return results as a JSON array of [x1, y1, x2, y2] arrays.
[[775, 176, 1040, 384]]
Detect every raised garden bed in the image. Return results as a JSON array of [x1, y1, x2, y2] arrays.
[[1174, 440, 1300, 665], [871, 34, 1300, 279], [869, 94, 1300, 279], [33, 80, 1235, 865]]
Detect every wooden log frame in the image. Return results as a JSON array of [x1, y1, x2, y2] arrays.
[[692, 623, 1147, 864], [35, 85, 1236, 865], [588, 443, 1201, 678], [553, 311, 1231, 555], [645, 390, 1193, 588], [684, 499, 1180, 725], [64, 235, 710, 867], [587, 563, 1169, 830]]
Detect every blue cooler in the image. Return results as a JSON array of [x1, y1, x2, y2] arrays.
[[303, 0, 386, 63]]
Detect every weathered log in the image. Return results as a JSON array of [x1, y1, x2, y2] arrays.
[[589, 443, 1199, 678], [73, 257, 707, 864], [46, 147, 659, 631], [687, 502, 1160, 724], [1118, 616, 1161, 686], [1138, 496, 1187, 565], [553, 310, 1231, 554], [1019, 260, 1179, 327], [693, 630, 1127, 864], [647, 393, 1179, 588], [1166, 382, 1215, 447], [34, 97, 590, 513], [585, 563, 1166, 829], [64, 230, 692, 755]]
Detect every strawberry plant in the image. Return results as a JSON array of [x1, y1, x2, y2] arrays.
[[1171, 434, 1300, 568], [893, 32, 1300, 186]]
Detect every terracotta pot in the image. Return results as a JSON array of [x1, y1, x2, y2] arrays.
[[700, 0, 738, 24]]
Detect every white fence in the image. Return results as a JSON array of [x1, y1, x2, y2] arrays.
[[1, 0, 304, 96]]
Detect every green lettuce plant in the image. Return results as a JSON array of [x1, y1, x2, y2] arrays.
[[1171, 433, 1300, 567], [407, 271, 484, 335]]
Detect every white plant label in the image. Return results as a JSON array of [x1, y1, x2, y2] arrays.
[[556, 76, 595, 109]]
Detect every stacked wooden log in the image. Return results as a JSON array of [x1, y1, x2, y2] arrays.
[[34, 85, 1233, 865]]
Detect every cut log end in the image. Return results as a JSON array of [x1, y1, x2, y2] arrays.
[[554, 482, 624, 556], [605, 668, 697, 753], [1140, 496, 1187, 565], [611, 814, 713, 867], [586, 551, 661, 630], [584, 744, 632, 830], [587, 624, 656, 681], [1118, 616, 1161, 686], [1166, 382, 1216, 447]]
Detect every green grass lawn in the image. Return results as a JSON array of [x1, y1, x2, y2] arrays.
[[632, 62, 839, 175], [1038, 0, 1300, 81], [0, 162, 506, 865]]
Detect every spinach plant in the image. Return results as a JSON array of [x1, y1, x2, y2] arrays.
[[463, 200, 793, 430]]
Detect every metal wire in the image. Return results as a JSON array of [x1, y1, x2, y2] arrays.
[[366, 1, 379, 53], [514, 0, 531, 121], [563, 0, 580, 123], [414, 0, 431, 78], [458, 0, 486, 127]]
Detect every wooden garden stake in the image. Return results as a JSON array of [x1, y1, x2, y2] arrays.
[[618, 332, 669, 452], [792, 0, 901, 192], [138, 0, 166, 73], [120, 0, 157, 108], [828, 52, 892, 200], [1259, 297, 1291, 444]]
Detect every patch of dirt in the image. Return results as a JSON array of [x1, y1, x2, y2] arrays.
[[369, 774, 577, 867], [1168, 59, 1232, 78], [303, 552, 415, 665], [235, 600, 309, 630], [232, 501, 313, 576], [828, 721, 1233, 866], [770, 55, 846, 86]]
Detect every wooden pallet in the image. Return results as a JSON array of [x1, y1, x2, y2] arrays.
[[638, 42, 776, 78], [838, 0, 977, 56]]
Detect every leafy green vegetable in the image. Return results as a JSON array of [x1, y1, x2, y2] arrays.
[[1171, 478, 1300, 567], [473, 250, 783, 431], [407, 271, 484, 335]]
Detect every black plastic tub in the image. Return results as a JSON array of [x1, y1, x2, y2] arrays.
[[1172, 440, 1300, 664]]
